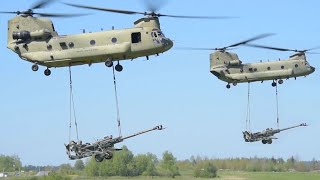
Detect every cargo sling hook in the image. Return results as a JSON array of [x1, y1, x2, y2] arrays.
[[68, 66, 79, 145], [112, 65, 122, 137]]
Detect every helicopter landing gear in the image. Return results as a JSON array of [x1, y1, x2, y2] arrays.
[[31, 64, 39, 71], [115, 62, 123, 72], [226, 84, 231, 89], [105, 60, 113, 67], [232, 82, 237, 86], [271, 81, 277, 87], [44, 68, 51, 76], [262, 140, 267, 144], [278, 79, 283, 84], [267, 139, 272, 144]]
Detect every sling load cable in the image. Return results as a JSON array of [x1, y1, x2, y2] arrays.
[[68, 66, 80, 146], [112, 65, 122, 137], [275, 83, 280, 129], [245, 83, 251, 131]]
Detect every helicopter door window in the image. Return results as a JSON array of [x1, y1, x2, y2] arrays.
[[131, 32, 141, 43], [295, 64, 299, 68], [59, 42, 68, 50], [281, 65, 284, 69], [90, 40, 96, 46]]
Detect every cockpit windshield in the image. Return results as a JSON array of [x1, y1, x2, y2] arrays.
[[157, 31, 165, 37]]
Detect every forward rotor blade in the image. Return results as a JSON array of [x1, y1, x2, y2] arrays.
[[31, 0, 55, 10], [158, 14, 235, 19], [0, 11, 19, 14], [244, 44, 297, 52], [177, 47, 216, 51], [34, 12, 89, 18], [64, 3, 145, 15], [226, 33, 275, 49]]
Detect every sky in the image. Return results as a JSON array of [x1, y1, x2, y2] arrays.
[[0, 0, 319, 166]]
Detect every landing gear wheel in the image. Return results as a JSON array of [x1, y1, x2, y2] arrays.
[[278, 79, 283, 84], [105, 60, 113, 67], [262, 140, 267, 144], [271, 82, 277, 87], [267, 139, 272, 144], [32, 64, 39, 71], [232, 82, 237, 86], [115, 64, 123, 72], [226, 84, 231, 89], [44, 68, 51, 76]]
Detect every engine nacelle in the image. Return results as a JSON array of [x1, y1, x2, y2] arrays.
[[12, 31, 31, 41], [228, 60, 242, 66], [12, 29, 51, 41]]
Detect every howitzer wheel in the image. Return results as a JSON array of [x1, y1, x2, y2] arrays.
[[95, 154, 105, 162], [104, 151, 113, 160]]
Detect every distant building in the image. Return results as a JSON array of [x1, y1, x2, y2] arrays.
[[0, 173, 8, 177], [36, 171, 50, 176]]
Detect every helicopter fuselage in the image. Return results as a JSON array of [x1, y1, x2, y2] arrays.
[[210, 52, 315, 85], [7, 16, 173, 70]]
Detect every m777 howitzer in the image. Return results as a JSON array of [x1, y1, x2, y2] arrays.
[[65, 125, 165, 162], [243, 123, 307, 144]]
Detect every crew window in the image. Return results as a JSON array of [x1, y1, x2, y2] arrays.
[[59, 42, 68, 50], [295, 64, 298, 68], [47, 44, 52, 51], [69, 42, 74, 48], [267, 67, 271, 70], [281, 65, 284, 69], [131, 32, 141, 43], [90, 40, 96, 46], [111, 37, 117, 43], [249, 68, 253, 72]]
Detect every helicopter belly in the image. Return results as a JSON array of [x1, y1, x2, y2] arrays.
[[225, 69, 293, 82], [22, 42, 131, 67]]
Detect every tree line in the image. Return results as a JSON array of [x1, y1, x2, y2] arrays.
[[1, 147, 320, 179]]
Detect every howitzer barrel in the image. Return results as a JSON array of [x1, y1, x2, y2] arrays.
[[121, 125, 164, 141], [279, 123, 307, 132]]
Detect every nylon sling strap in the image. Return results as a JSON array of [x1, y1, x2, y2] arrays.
[[112, 66, 122, 137], [275, 83, 280, 129], [68, 66, 79, 144], [246, 83, 251, 131]]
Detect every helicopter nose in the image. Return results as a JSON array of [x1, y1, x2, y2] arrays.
[[162, 38, 173, 51], [310, 66, 316, 73]]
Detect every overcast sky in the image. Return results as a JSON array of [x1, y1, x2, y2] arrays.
[[0, 0, 319, 165]]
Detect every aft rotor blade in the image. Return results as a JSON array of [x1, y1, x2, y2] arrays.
[[226, 33, 275, 49], [0, 11, 19, 14], [64, 3, 145, 15], [177, 47, 216, 51], [31, 0, 55, 10]]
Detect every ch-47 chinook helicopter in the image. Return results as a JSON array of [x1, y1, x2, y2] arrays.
[[2, 0, 229, 76], [184, 34, 316, 88]]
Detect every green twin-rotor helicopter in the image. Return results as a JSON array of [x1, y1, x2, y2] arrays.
[[2, 0, 228, 76], [184, 34, 317, 88]]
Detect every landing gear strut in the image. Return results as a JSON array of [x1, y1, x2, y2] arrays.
[[44, 68, 51, 76], [31, 64, 39, 71], [226, 84, 231, 89], [271, 81, 277, 87], [232, 82, 237, 86]]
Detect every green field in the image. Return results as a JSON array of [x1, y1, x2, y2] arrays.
[[6, 171, 320, 180]]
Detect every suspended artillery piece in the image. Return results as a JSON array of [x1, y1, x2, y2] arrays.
[[65, 125, 164, 162], [243, 123, 307, 144]]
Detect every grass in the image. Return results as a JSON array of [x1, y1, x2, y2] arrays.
[[6, 171, 320, 180]]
